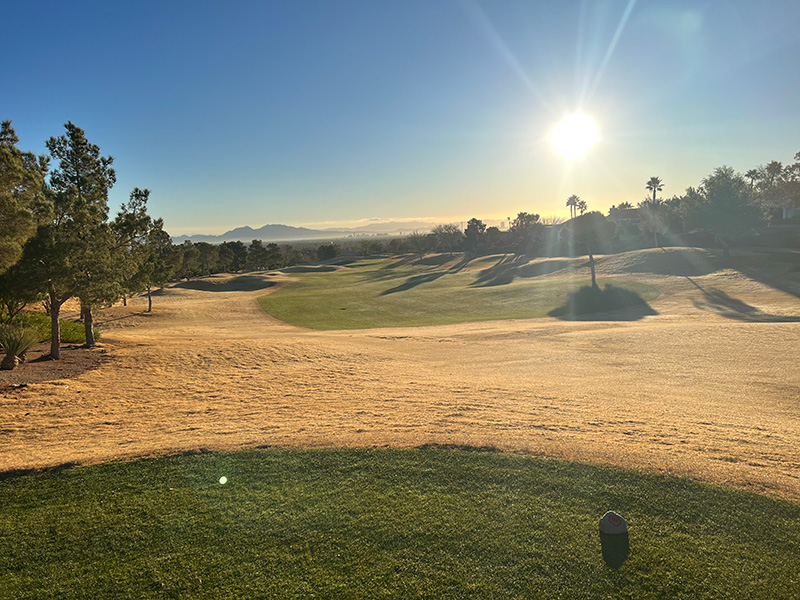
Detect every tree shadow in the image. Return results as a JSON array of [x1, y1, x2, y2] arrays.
[[0, 461, 77, 482], [173, 276, 277, 292], [377, 255, 472, 293], [687, 278, 800, 322], [382, 254, 419, 269], [415, 254, 454, 266], [280, 265, 338, 273], [729, 252, 800, 300], [380, 272, 446, 295], [627, 247, 718, 276], [548, 284, 658, 321], [470, 255, 528, 287], [471, 256, 575, 287], [95, 311, 152, 326]]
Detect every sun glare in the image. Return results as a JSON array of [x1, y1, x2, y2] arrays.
[[551, 114, 596, 159]]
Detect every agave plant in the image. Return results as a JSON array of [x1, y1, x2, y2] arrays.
[[0, 325, 40, 370]]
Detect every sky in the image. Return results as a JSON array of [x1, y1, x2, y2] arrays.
[[5, 0, 800, 235]]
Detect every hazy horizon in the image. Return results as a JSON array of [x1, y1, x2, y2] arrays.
[[173, 215, 516, 237], [6, 1, 799, 236]]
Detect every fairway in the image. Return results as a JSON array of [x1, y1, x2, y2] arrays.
[[2, 448, 798, 599], [257, 256, 660, 329], [1, 248, 799, 503]]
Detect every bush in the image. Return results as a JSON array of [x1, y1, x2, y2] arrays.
[[0, 325, 40, 369], [11, 312, 92, 344]]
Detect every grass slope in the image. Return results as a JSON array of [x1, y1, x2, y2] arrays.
[[259, 257, 659, 329], [1, 448, 798, 599]]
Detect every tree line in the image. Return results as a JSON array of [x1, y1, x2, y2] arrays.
[[3, 117, 796, 364], [418, 156, 800, 261], [610, 156, 800, 254], [0, 121, 175, 360]]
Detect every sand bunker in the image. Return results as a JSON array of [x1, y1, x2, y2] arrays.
[[1, 253, 799, 501]]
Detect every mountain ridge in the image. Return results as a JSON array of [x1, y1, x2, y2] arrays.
[[171, 220, 438, 244]]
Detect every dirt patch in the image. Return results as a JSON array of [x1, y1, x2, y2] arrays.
[[0, 342, 106, 388]]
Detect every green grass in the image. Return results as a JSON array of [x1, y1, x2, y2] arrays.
[[0, 448, 797, 599], [259, 257, 659, 329], [11, 312, 91, 344]]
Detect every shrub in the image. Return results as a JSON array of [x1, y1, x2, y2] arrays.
[[0, 325, 40, 370], [11, 312, 92, 344]]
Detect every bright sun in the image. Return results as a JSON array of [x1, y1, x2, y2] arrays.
[[551, 114, 596, 159]]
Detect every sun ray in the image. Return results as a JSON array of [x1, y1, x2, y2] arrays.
[[586, 0, 638, 101]]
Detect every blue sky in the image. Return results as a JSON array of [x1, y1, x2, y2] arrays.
[[5, 0, 799, 235]]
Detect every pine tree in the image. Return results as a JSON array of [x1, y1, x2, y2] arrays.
[[0, 120, 49, 274], [24, 122, 116, 357]]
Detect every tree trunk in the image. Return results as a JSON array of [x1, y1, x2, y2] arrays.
[[1, 354, 18, 370], [147, 282, 152, 312], [589, 249, 598, 288], [84, 306, 95, 347], [48, 284, 61, 360], [654, 230, 658, 248], [123, 294, 127, 307]]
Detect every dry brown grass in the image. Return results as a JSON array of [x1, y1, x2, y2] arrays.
[[1, 250, 799, 500]]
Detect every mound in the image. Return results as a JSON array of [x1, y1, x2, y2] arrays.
[[470, 255, 576, 286], [172, 274, 277, 292], [280, 265, 338, 273], [596, 247, 718, 277]]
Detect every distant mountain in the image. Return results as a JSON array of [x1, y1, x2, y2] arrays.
[[172, 224, 349, 244], [172, 220, 437, 244]]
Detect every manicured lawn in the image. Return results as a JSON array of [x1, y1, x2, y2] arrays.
[[259, 257, 659, 329], [1, 448, 798, 599]]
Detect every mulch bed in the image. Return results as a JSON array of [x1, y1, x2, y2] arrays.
[[0, 343, 106, 389]]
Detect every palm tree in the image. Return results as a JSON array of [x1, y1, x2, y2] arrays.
[[745, 169, 759, 189], [566, 195, 579, 219], [577, 199, 587, 215], [646, 176, 663, 201], [763, 161, 783, 188]]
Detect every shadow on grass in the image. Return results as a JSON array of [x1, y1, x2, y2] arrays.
[[472, 256, 573, 287], [625, 248, 718, 277], [549, 284, 658, 321], [382, 254, 419, 269], [688, 280, 800, 322], [380, 272, 446, 295], [600, 532, 630, 569], [729, 251, 800, 300], [280, 265, 338, 273], [0, 461, 77, 482], [416, 254, 455, 266], [377, 255, 472, 293], [173, 276, 278, 292]]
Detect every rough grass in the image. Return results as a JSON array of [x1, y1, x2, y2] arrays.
[[258, 256, 659, 329], [1, 448, 797, 599]]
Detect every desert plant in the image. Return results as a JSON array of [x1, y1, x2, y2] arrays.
[[0, 325, 40, 370]]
